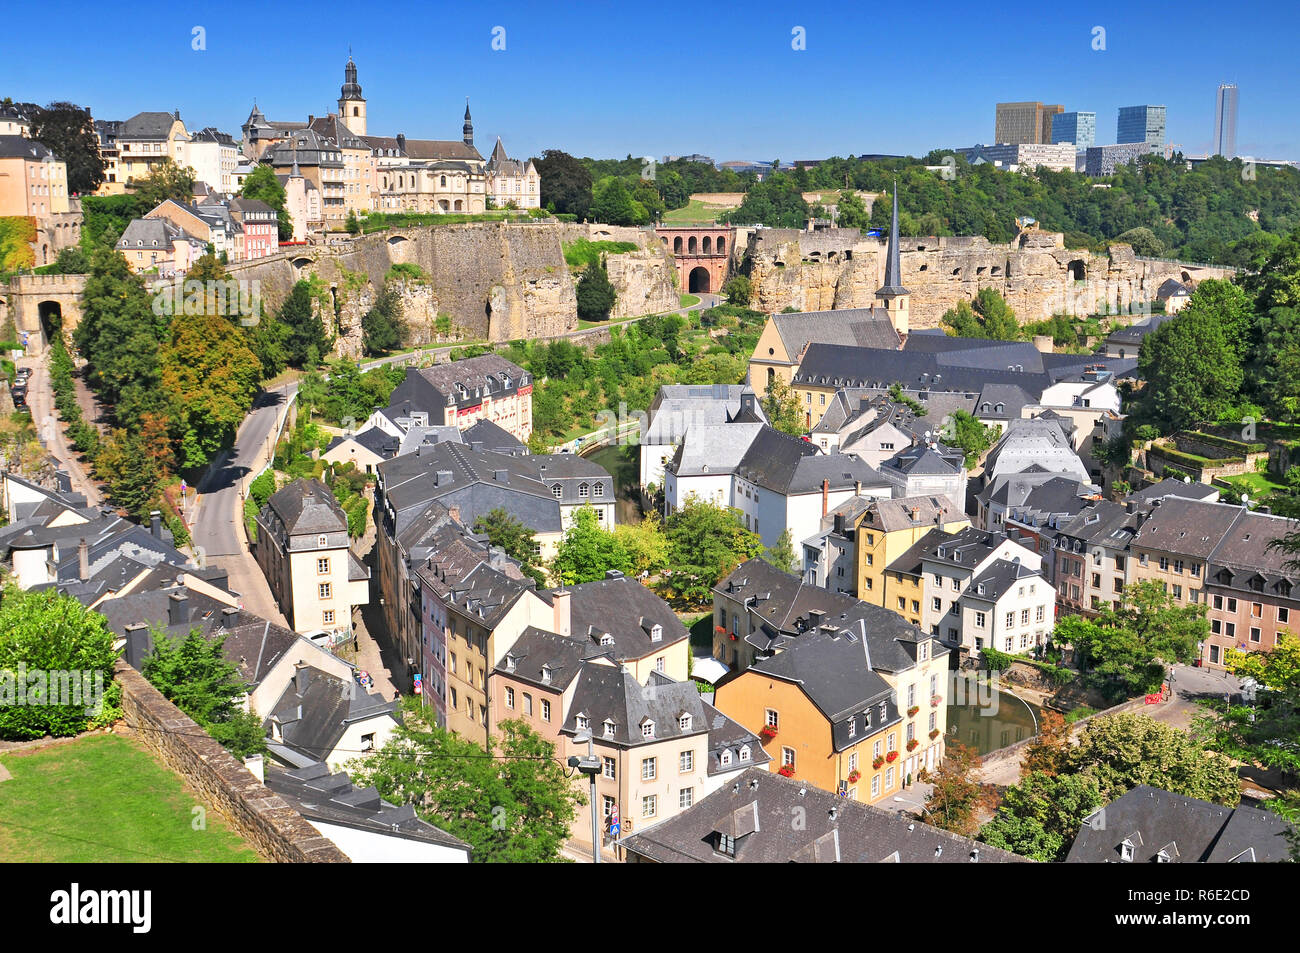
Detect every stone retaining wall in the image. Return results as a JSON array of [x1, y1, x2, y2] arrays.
[[114, 661, 349, 863], [976, 693, 1155, 776]]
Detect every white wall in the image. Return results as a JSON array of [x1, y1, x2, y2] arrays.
[[307, 819, 469, 863]]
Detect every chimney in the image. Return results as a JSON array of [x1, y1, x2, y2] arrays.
[[435, 469, 453, 486], [150, 510, 162, 540], [1125, 500, 1137, 514], [493, 469, 508, 483], [809, 609, 825, 630], [397, 133, 406, 152], [294, 662, 310, 694], [243, 754, 265, 784], [78, 538, 89, 581], [124, 623, 152, 670], [221, 606, 240, 626], [604, 569, 624, 580], [167, 590, 189, 626], [911, 506, 921, 523], [855, 480, 862, 496], [552, 588, 572, 637], [822, 479, 830, 516], [447, 504, 461, 523], [833, 513, 845, 535]]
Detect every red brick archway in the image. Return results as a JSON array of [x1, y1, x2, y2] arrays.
[[656, 225, 733, 296]]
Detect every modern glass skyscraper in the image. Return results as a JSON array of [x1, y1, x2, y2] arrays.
[[1117, 105, 1166, 150], [1051, 111, 1096, 149], [1214, 84, 1239, 158], [995, 102, 1063, 144]]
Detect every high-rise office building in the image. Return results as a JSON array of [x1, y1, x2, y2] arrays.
[[1051, 111, 1096, 149], [995, 102, 1063, 145], [1213, 84, 1238, 158], [1117, 105, 1166, 150]]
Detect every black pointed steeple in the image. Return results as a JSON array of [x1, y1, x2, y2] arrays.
[[877, 181, 909, 296], [463, 98, 474, 147], [340, 53, 363, 101]]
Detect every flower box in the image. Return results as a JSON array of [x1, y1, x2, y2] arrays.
[[714, 625, 726, 634], [760, 725, 778, 740], [872, 756, 885, 770], [778, 764, 795, 778], [907, 705, 920, 717], [847, 770, 861, 783], [929, 728, 940, 740], [931, 695, 943, 707], [729, 634, 738, 641], [906, 739, 919, 752], [886, 750, 899, 763]]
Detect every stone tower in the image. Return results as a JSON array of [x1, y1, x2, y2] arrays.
[[463, 99, 474, 148], [875, 183, 910, 339], [338, 54, 367, 136]]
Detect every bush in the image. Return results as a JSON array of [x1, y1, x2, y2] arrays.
[[982, 647, 1015, 672]]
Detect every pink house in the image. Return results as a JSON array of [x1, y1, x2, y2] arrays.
[[230, 197, 278, 260]]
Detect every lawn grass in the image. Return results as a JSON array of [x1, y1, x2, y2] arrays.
[[1224, 470, 1288, 499], [662, 199, 729, 225], [679, 294, 700, 308], [0, 733, 261, 863]]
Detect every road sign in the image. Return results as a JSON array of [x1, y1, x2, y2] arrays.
[[609, 805, 620, 837]]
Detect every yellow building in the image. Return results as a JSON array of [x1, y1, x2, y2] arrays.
[[715, 627, 907, 803], [856, 496, 970, 606], [0, 136, 70, 219]]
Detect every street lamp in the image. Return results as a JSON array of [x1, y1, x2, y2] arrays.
[[568, 730, 602, 864]]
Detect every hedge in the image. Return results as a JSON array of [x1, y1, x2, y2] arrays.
[[1185, 431, 1265, 455]]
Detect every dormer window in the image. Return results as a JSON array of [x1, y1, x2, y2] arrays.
[[1120, 839, 1135, 863], [504, 654, 516, 672], [318, 535, 329, 548], [552, 484, 563, 499], [575, 714, 589, 731], [540, 664, 552, 684], [678, 714, 692, 731], [650, 624, 663, 643], [599, 633, 614, 647], [720, 749, 732, 766], [603, 719, 616, 738], [641, 719, 655, 739], [739, 745, 751, 762]]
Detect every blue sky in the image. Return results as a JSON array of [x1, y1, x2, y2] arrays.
[[3, 1, 1296, 161]]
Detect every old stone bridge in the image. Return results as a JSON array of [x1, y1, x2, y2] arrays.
[[2, 273, 87, 354]]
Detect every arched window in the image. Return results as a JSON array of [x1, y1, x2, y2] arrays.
[[673, 236, 682, 254], [688, 236, 698, 254], [440, 175, 447, 188], [717, 237, 725, 254], [702, 236, 712, 254]]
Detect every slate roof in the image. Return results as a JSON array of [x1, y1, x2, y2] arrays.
[[325, 426, 402, 461], [267, 665, 397, 763], [0, 135, 59, 160], [665, 422, 763, 477], [264, 478, 348, 537], [859, 495, 962, 533], [542, 572, 688, 662], [747, 625, 895, 726], [266, 762, 470, 854], [713, 558, 938, 675], [1066, 785, 1294, 863], [734, 426, 882, 495], [644, 384, 766, 443], [532, 454, 614, 506], [118, 111, 180, 140], [1128, 477, 1219, 504], [1131, 497, 1246, 559], [497, 626, 605, 691], [462, 418, 527, 456], [771, 308, 902, 361], [620, 769, 1030, 863], [384, 356, 530, 418], [1157, 278, 1192, 300], [965, 558, 1041, 602]]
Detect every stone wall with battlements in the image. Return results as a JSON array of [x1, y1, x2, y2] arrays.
[[744, 229, 1235, 327]]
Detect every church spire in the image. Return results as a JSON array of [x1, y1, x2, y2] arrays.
[[878, 181, 908, 296], [463, 98, 474, 147], [340, 52, 362, 101]]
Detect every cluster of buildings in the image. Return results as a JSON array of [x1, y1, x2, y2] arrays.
[[115, 192, 279, 275], [0, 105, 79, 265]]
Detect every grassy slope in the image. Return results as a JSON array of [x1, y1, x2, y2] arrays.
[[0, 733, 261, 863]]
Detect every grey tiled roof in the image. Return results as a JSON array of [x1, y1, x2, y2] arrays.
[[543, 572, 688, 662], [620, 769, 1030, 863], [118, 110, 180, 140], [267, 666, 396, 763], [772, 308, 901, 359], [1066, 785, 1293, 863], [265, 478, 349, 537]]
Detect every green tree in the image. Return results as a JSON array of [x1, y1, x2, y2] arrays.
[[941, 288, 1019, 340], [159, 311, 264, 470], [761, 376, 805, 435], [661, 499, 763, 604], [0, 587, 121, 740], [835, 190, 870, 230], [130, 157, 197, 208], [575, 255, 617, 321], [1066, 712, 1239, 804], [979, 771, 1104, 862], [24, 101, 105, 194], [723, 275, 752, 307], [943, 410, 998, 468], [473, 507, 546, 587], [349, 704, 583, 862], [590, 176, 647, 226], [923, 741, 991, 837], [533, 150, 592, 219], [239, 164, 294, 241], [1197, 633, 1300, 785], [345, 210, 360, 235], [142, 628, 267, 759], [1113, 227, 1165, 256], [552, 505, 630, 585], [361, 285, 407, 355], [277, 280, 333, 367], [1137, 299, 1243, 430], [612, 515, 670, 576], [762, 527, 798, 573]]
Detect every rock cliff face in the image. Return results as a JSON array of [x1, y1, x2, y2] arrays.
[[745, 228, 1235, 327], [225, 221, 677, 357]]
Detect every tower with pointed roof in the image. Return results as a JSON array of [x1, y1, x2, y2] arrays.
[[874, 183, 910, 339], [338, 53, 367, 136], [463, 99, 474, 148]]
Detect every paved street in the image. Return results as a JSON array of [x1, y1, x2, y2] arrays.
[[19, 353, 102, 507]]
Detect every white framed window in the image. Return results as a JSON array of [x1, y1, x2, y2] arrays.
[[317, 557, 330, 574], [871, 776, 880, 798], [719, 749, 732, 766], [678, 714, 692, 731], [602, 756, 615, 780], [765, 709, 779, 729], [679, 750, 693, 772], [576, 714, 589, 731], [641, 795, 657, 818], [641, 757, 656, 781], [322, 610, 335, 625], [504, 687, 515, 709], [319, 582, 331, 600], [541, 699, 551, 721], [739, 745, 751, 762], [781, 747, 795, 768], [679, 788, 694, 810], [641, 720, 655, 739]]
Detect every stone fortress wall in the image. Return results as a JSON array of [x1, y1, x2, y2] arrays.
[[224, 221, 678, 358], [743, 227, 1235, 328]]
